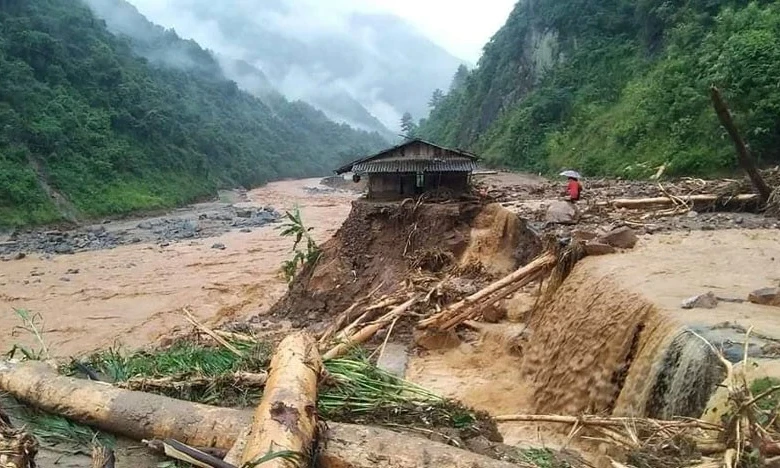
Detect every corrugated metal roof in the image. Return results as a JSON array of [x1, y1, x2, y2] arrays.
[[353, 159, 477, 174], [335, 138, 479, 174]]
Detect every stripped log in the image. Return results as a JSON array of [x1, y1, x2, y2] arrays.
[[323, 296, 420, 360], [0, 361, 516, 468], [608, 194, 758, 210], [418, 252, 556, 330], [240, 331, 321, 467], [0, 360, 246, 449]]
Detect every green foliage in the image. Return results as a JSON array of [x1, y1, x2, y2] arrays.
[[749, 377, 780, 412], [418, 0, 780, 178], [0, 0, 385, 227], [279, 207, 320, 283]]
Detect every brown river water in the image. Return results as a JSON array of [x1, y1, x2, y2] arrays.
[[0, 178, 357, 357]]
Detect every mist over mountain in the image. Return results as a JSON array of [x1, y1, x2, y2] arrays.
[[120, 0, 467, 134]]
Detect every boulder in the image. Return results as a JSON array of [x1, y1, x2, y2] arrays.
[[748, 287, 780, 307], [211, 243, 227, 250], [597, 227, 638, 249], [413, 329, 461, 351], [544, 201, 578, 225], [681, 291, 719, 310], [584, 241, 616, 256], [572, 229, 598, 241]]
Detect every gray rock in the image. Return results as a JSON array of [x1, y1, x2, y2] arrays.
[[54, 244, 75, 255], [681, 291, 719, 309], [66, 268, 80, 275], [544, 201, 578, 225], [137, 221, 153, 230], [240, 228, 252, 233], [748, 287, 780, 307], [59, 277, 71, 282], [212, 243, 227, 250], [597, 227, 638, 249]]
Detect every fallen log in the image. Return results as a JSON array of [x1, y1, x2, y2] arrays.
[[419, 252, 555, 330], [118, 371, 268, 392], [494, 414, 722, 431], [239, 331, 321, 467], [0, 361, 518, 468], [0, 360, 246, 449], [608, 194, 758, 210]]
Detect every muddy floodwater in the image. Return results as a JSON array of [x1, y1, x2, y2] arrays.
[[0, 178, 357, 357]]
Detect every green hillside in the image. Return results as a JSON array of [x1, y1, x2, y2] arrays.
[[417, 0, 780, 178], [0, 0, 385, 227]]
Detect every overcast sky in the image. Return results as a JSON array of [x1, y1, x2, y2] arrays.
[[362, 0, 516, 62], [127, 0, 516, 63]]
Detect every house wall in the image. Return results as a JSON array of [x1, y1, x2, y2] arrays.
[[368, 172, 469, 199]]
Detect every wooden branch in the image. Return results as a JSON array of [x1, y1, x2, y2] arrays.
[[710, 86, 772, 203], [239, 331, 322, 467], [493, 414, 722, 431]]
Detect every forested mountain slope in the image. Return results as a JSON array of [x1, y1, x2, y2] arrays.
[[0, 0, 385, 226], [417, 0, 780, 177]]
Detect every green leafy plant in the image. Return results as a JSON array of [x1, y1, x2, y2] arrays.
[[7, 309, 49, 360], [279, 207, 321, 283]]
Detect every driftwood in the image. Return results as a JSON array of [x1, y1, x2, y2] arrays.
[[710, 86, 772, 203], [91, 446, 115, 468], [239, 331, 322, 467], [323, 296, 420, 360], [419, 252, 556, 331], [0, 361, 515, 468]]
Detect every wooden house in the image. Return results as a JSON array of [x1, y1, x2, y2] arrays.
[[334, 139, 479, 199]]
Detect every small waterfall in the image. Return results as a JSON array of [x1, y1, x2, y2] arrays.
[[520, 260, 726, 419]]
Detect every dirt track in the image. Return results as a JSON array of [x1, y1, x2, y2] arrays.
[[0, 178, 357, 357]]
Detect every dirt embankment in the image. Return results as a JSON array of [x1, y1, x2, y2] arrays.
[[269, 199, 541, 330]]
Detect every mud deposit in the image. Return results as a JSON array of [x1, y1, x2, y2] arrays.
[[0, 179, 357, 357], [269, 199, 541, 332]]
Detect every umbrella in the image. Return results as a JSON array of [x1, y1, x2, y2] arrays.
[[559, 170, 581, 179]]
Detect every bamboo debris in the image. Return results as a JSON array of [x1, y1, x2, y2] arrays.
[[323, 295, 420, 360], [0, 407, 37, 468], [239, 331, 322, 467], [328, 296, 401, 346], [182, 308, 243, 357], [117, 371, 268, 391], [419, 252, 556, 331], [91, 446, 115, 468]]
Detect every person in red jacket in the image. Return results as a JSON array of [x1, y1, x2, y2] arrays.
[[566, 176, 583, 202]]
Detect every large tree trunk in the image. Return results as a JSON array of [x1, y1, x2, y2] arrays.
[[609, 194, 758, 209], [239, 331, 321, 467], [710, 86, 772, 203], [0, 361, 518, 468]]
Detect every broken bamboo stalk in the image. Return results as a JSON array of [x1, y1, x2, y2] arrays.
[[419, 252, 556, 330], [323, 295, 420, 360], [118, 371, 268, 392], [439, 271, 543, 331], [608, 193, 758, 210], [239, 331, 322, 468], [0, 361, 516, 468], [710, 86, 772, 204]]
